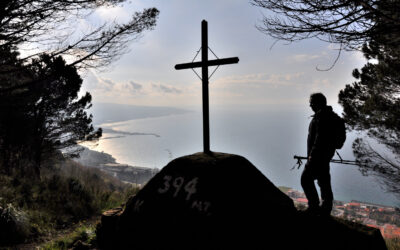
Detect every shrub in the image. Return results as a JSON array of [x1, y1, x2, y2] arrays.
[[0, 156, 139, 245], [0, 204, 30, 244]]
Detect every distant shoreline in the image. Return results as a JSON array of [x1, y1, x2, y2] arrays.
[[95, 112, 194, 127], [90, 102, 192, 126], [75, 146, 159, 185], [100, 128, 160, 140]]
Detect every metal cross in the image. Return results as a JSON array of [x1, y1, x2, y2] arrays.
[[175, 20, 239, 154]]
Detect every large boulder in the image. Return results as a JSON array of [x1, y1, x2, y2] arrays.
[[97, 152, 387, 249]]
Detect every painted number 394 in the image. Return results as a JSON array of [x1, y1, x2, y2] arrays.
[[157, 175, 198, 201]]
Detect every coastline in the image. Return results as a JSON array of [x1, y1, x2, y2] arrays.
[[75, 146, 159, 185]]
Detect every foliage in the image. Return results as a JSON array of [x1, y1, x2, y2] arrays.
[[338, 15, 400, 194], [0, 0, 155, 246], [29, 55, 102, 157], [251, 0, 400, 51], [0, 48, 102, 177], [0, 0, 159, 71], [0, 1, 159, 176], [0, 0, 158, 179], [0, 157, 139, 245], [0, 203, 30, 244], [41, 224, 97, 250]]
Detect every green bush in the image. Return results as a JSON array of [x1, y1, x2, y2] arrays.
[[0, 157, 140, 245], [41, 225, 97, 250], [0, 203, 30, 244]]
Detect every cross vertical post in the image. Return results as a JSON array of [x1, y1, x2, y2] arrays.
[[201, 20, 210, 154], [174, 20, 239, 154]]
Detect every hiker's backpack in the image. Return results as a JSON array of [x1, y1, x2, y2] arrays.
[[331, 113, 346, 149]]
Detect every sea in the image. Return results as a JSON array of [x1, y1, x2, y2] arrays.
[[89, 104, 399, 207]]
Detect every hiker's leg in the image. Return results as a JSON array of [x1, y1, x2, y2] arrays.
[[317, 164, 333, 215], [301, 165, 319, 210]]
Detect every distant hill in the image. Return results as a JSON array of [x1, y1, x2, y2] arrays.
[[90, 103, 191, 125], [75, 146, 159, 185], [75, 146, 117, 166]]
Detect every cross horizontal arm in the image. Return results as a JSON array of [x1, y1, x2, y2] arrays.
[[175, 57, 239, 70]]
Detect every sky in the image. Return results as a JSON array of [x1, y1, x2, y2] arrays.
[[81, 0, 367, 112]]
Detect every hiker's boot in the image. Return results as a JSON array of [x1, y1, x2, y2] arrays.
[[320, 202, 332, 217], [304, 206, 320, 216]]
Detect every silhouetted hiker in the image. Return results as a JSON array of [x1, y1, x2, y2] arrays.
[[301, 93, 337, 216]]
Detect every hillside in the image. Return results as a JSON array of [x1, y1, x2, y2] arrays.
[[0, 155, 139, 248], [74, 146, 159, 185]]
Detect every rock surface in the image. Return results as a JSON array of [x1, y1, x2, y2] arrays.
[[96, 152, 387, 250]]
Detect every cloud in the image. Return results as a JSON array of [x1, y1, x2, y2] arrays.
[[112, 81, 142, 94], [95, 6, 130, 22], [101, 79, 115, 91], [311, 78, 333, 91], [83, 71, 111, 91], [151, 83, 182, 94], [214, 72, 306, 87], [129, 81, 143, 91], [83, 71, 144, 95], [291, 54, 322, 62], [83, 71, 187, 103]]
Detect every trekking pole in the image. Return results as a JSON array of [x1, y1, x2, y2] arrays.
[[291, 156, 307, 170], [292, 153, 360, 170]]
